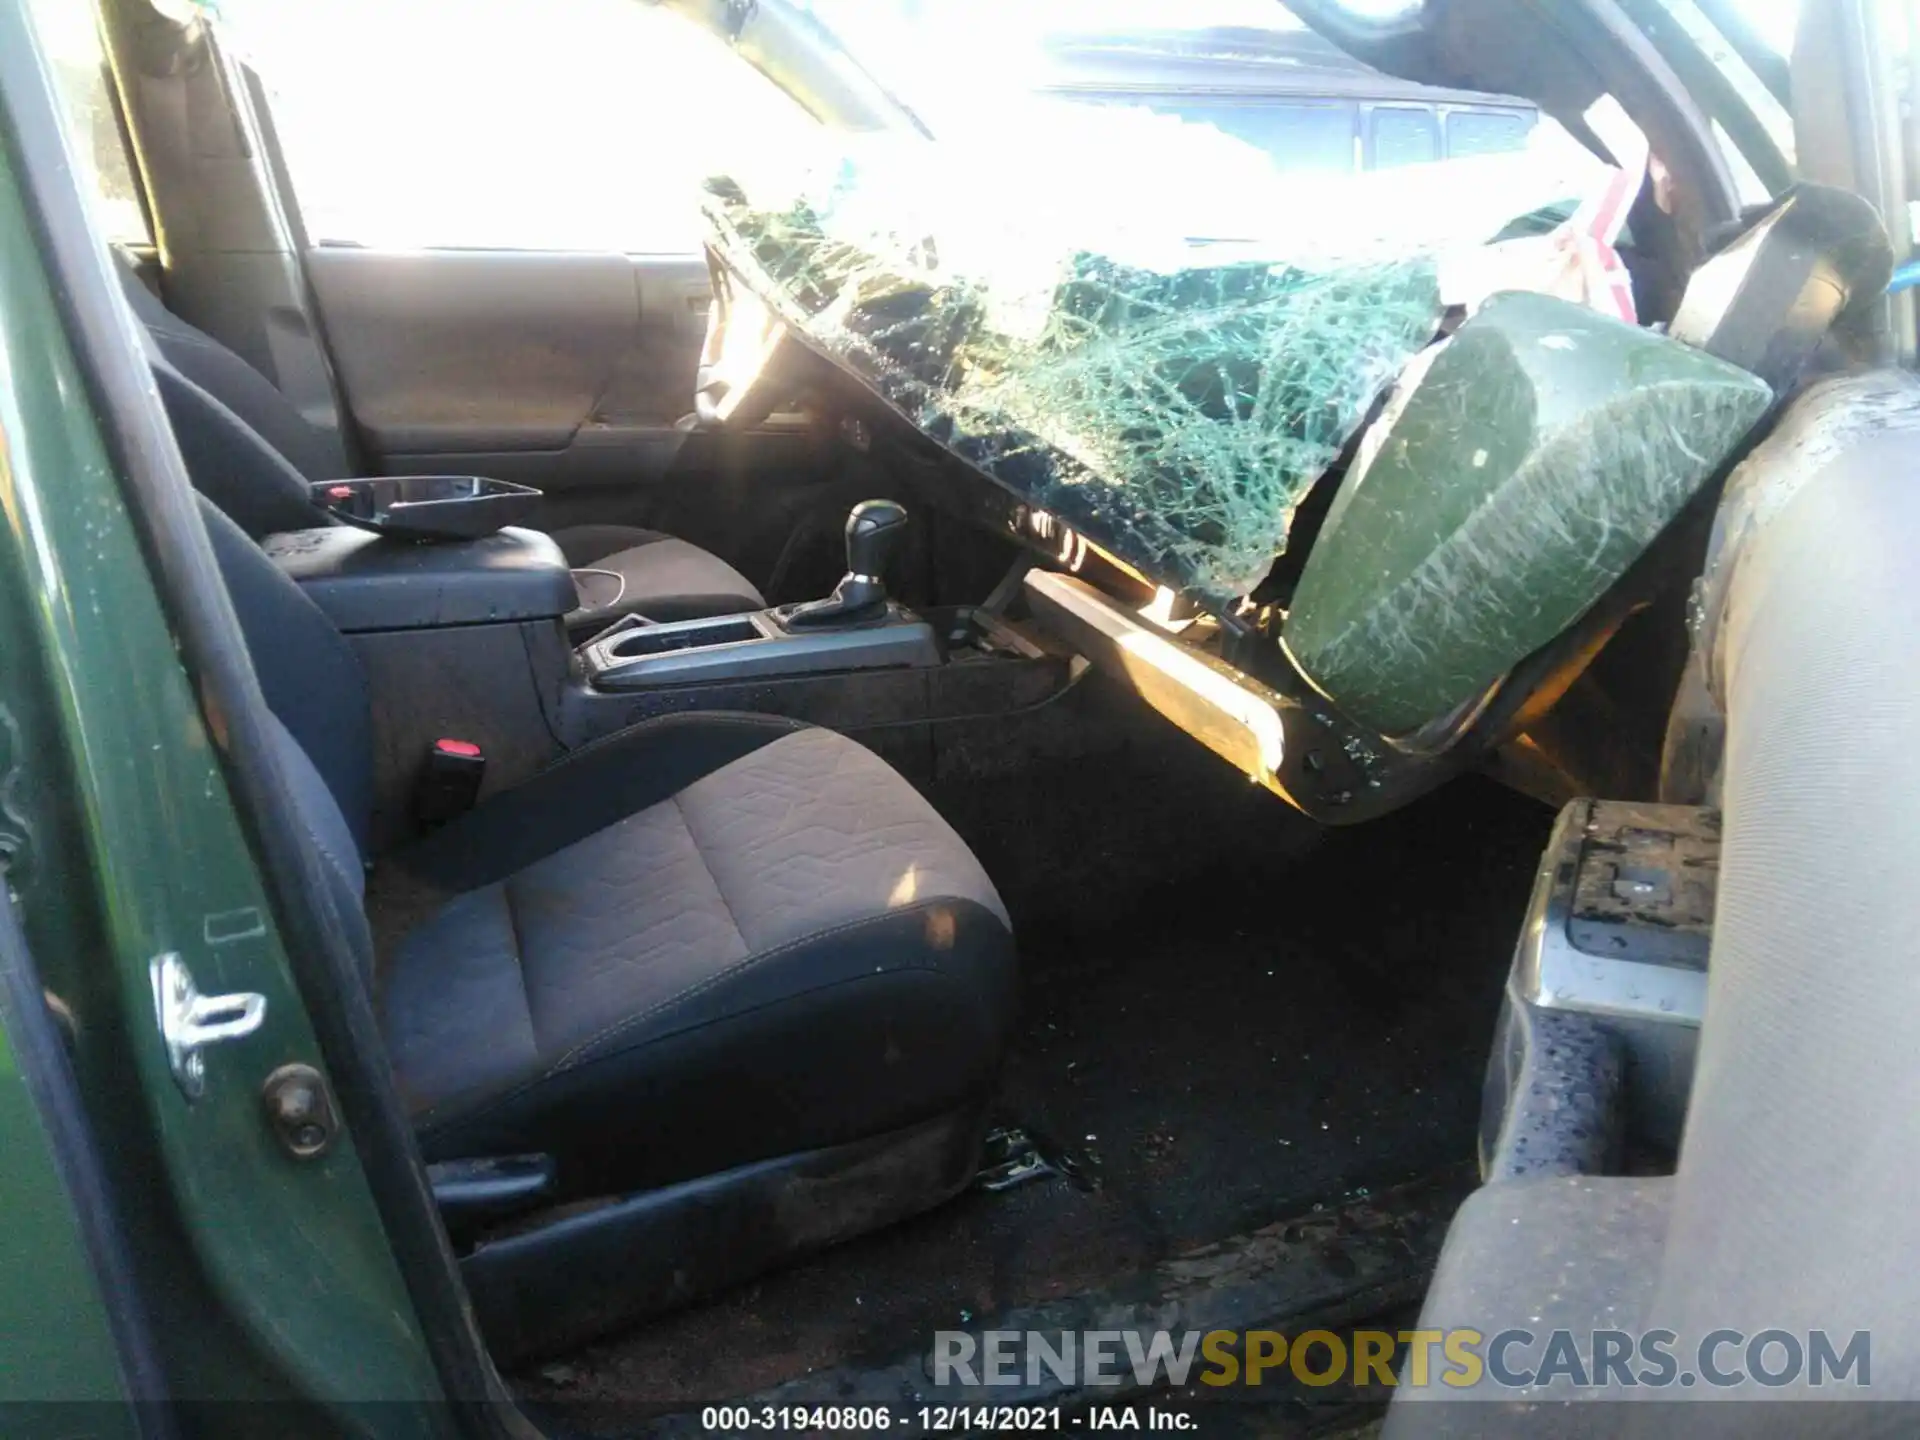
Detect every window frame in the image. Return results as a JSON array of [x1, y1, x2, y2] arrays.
[[27, 0, 155, 249], [1619, 0, 1794, 196]]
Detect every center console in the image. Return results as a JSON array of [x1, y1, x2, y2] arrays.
[[265, 509, 579, 848], [582, 605, 940, 688], [267, 486, 1076, 850], [580, 497, 938, 688]]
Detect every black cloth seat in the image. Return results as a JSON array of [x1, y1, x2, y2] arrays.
[[122, 262, 763, 627], [200, 496, 1015, 1327], [377, 712, 1015, 1193], [549, 523, 763, 629]]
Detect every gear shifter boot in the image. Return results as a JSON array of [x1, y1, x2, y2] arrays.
[[784, 499, 909, 629], [783, 572, 889, 628]]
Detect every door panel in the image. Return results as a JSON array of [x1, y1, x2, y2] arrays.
[[306, 246, 716, 481], [302, 243, 841, 591], [614, 262, 723, 426], [308, 246, 645, 454]]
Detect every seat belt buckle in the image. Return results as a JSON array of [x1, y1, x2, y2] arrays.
[[415, 738, 485, 830]]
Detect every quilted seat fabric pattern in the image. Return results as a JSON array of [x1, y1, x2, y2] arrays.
[[552, 525, 766, 626], [380, 727, 1014, 1187]]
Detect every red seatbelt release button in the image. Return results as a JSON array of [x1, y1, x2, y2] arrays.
[[416, 738, 486, 829]]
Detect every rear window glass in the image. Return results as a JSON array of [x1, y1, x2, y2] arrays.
[[1370, 106, 1440, 168], [1066, 96, 1358, 174], [1446, 109, 1533, 159], [1169, 100, 1357, 172]]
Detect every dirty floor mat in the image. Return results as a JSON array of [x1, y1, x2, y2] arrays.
[[515, 737, 1553, 1415], [618, 1170, 1464, 1439]]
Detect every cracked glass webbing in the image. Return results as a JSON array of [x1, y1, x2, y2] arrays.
[[703, 115, 1610, 603]]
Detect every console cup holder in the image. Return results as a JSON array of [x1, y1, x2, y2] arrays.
[[583, 606, 942, 691], [605, 617, 762, 658]]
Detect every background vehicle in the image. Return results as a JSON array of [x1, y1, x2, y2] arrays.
[[1036, 24, 1538, 172]]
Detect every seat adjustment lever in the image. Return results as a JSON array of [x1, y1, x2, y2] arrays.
[[428, 1153, 558, 1236]]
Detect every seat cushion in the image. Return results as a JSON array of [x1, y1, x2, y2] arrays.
[[375, 716, 1014, 1193], [553, 524, 765, 627]]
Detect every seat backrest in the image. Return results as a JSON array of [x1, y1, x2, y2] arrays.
[[115, 259, 347, 483], [1670, 182, 1894, 395], [1646, 371, 1920, 1404], [117, 261, 344, 539], [153, 354, 332, 538], [198, 495, 373, 864]]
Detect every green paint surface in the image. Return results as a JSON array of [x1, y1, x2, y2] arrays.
[[0, 1019, 139, 1427], [1286, 290, 1772, 735], [0, 33, 447, 1425]]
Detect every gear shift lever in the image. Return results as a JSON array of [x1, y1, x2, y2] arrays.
[[784, 500, 910, 629]]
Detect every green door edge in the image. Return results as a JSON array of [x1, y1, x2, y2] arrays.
[[0, 990, 138, 1430], [0, 21, 447, 1427]]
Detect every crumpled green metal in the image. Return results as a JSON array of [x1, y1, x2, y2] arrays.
[[1284, 290, 1774, 736]]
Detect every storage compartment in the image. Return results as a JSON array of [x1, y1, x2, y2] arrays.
[[543, 605, 1084, 784], [310, 474, 542, 540], [604, 616, 762, 657]]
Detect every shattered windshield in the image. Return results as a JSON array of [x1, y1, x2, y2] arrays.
[[708, 152, 1443, 602], [702, 3, 1644, 602]]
